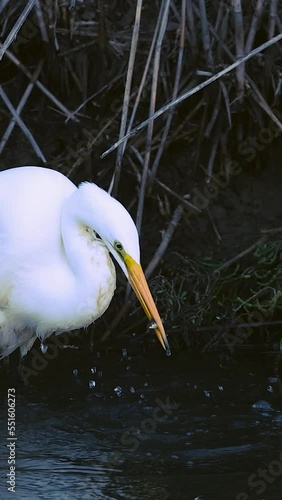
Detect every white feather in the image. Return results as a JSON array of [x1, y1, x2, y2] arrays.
[[0, 166, 141, 358]]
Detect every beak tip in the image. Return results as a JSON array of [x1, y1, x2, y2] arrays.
[[127, 257, 171, 356], [159, 333, 171, 356]]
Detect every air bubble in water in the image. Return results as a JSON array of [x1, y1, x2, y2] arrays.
[[89, 380, 96, 389]]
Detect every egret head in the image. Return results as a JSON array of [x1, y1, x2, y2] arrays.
[[77, 182, 170, 353]]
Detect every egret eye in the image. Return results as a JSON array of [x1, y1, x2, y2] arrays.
[[114, 241, 123, 252]]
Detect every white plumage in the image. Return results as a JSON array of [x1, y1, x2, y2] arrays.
[[0, 166, 170, 358]]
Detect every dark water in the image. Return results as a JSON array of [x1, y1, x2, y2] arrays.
[[0, 343, 282, 500]]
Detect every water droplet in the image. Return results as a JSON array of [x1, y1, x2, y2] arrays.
[[218, 385, 224, 391], [148, 320, 157, 330], [90, 366, 97, 374], [252, 400, 273, 411], [40, 342, 48, 354], [72, 368, 78, 376], [140, 393, 145, 399], [122, 348, 128, 358], [204, 390, 211, 398], [129, 386, 136, 394], [89, 380, 96, 389], [114, 386, 123, 397], [267, 385, 274, 393], [143, 381, 149, 387], [166, 348, 171, 357]]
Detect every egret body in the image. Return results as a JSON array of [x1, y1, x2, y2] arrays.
[[0, 166, 170, 358]]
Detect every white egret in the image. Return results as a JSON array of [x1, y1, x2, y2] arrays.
[[0, 166, 170, 359]]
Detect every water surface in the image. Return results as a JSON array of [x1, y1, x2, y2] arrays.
[[1, 345, 281, 499]]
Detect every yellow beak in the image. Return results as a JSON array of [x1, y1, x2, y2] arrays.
[[124, 253, 170, 354]]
